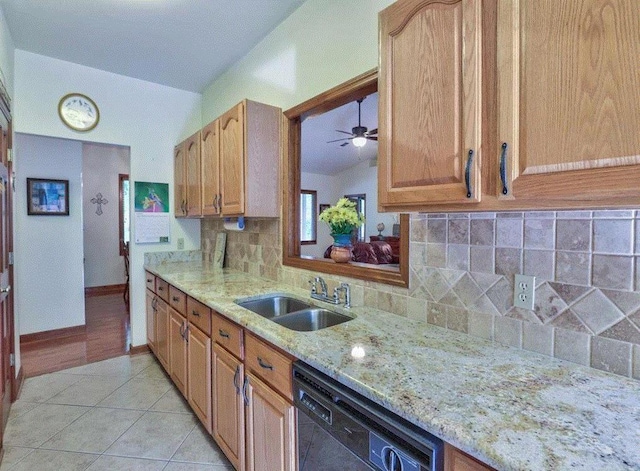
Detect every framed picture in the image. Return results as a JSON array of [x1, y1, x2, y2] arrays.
[[27, 178, 69, 216], [319, 204, 330, 215]]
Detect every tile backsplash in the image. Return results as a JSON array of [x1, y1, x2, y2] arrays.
[[202, 210, 640, 381]]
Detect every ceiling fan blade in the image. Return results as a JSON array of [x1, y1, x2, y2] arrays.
[[335, 129, 354, 136], [367, 128, 378, 135], [366, 136, 378, 141], [327, 137, 353, 143], [340, 142, 349, 147]]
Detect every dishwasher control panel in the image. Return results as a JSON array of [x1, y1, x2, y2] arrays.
[[370, 432, 422, 471]]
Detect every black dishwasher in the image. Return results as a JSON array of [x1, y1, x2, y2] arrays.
[[294, 361, 443, 471]]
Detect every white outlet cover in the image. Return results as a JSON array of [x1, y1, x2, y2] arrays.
[[514, 274, 535, 310]]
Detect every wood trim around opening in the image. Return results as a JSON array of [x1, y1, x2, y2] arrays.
[[129, 344, 151, 356], [282, 69, 409, 287]]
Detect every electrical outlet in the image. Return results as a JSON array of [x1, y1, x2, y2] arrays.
[[513, 274, 535, 310], [177, 238, 184, 250]]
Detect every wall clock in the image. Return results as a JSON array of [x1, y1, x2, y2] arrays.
[[58, 93, 100, 132]]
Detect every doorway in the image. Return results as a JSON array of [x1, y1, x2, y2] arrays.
[[14, 134, 131, 377]]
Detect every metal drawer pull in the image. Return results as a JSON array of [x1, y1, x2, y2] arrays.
[[218, 329, 230, 339], [191, 310, 200, 317], [158, 286, 164, 291], [257, 357, 274, 370], [500, 142, 509, 195], [242, 376, 250, 406], [172, 296, 180, 302], [146, 279, 152, 283], [465, 149, 474, 198], [179, 323, 185, 339], [233, 366, 240, 394]]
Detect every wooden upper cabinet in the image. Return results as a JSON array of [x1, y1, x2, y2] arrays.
[[185, 131, 202, 217], [378, 0, 482, 210], [174, 142, 187, 217], [220, 103, 246, 216], [219, 100, 281, 217], [498, 0, 640, 205], [201, 119, 221, 216]]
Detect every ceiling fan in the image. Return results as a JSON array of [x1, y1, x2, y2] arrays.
[[327, 97, 378, 148]]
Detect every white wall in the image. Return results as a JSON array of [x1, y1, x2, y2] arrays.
[[201, 0, 395, 120], [82, 142, 130, 288], [14, 134, 85, 334], [13, 50, 202, 347]]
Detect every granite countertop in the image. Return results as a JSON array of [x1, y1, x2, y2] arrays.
[[145, 261, 640, 471]]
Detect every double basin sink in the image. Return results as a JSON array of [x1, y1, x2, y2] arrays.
[[235, 295, 353, 332]]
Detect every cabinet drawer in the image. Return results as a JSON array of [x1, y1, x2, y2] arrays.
[[187, 297, 212, 336], [156, 278, 169, 302], [245, 333, 292, 400], [212, 311, 244, 360], [169, 286, 187, 315], [145, 272, 156, 291]]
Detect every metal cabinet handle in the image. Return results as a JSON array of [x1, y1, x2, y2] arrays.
[[146, 279, 152, 283], [184, 325, 189, 343], [191, 309, 200, 317], [217, 193, 222, 212], [179, 322, 185, 339], [218, 329, 230, 339], [500, 142, 509, 195], [213, 194, 218, 210], [242, 376, 249, 406], [158, 286, 164, 291], [152, 297, 157, 310], [465, 149, 474, 198], [172, 296, 180, 302], [257, 357, 274, 371], [233, 366, 241, 394]]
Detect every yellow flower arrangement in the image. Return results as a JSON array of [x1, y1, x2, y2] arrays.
[[319, 197, 365, 235]]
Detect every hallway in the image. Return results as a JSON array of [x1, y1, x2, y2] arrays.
[[20, 293, 130, 378]]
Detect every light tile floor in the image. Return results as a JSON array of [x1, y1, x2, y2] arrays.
[[1, 354, 234, 471]]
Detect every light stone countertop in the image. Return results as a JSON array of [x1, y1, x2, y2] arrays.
[[145, 261, 640, 471]]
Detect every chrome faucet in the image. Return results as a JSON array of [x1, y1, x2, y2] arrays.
[[309, 277, 350, 308]]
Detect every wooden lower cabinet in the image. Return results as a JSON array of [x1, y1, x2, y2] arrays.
[[188, 325, 212, 433], [445, 444, 494, 471], [169, 308, 188, 397], [155, 298, 169, 370], [145, 289, 156, 352], [245, 372, 296, 471], [213, 344, 245, 471]]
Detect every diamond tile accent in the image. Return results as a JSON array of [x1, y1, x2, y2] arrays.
[[533, 283, 568, 324], [550, 309, 592, 334], [570, 290, 624, 334], [548, 283, 591, 305], [601, 289, 640, 314], [599, 319, 640, 344], [451, 274, 483, 307]]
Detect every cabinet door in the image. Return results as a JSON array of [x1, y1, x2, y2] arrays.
[[156, 298, 169, 370], [245, 373, 296, 471], [219, 102, 246, 215], [145, 290, 156, 352], [201, 119, 221, 216], [174, 142, 187, 217], [445, 444, 495, 471], [185, 131, 202, 217], [498, 0, 640, 203], [169, 308, 188, 397], [187, 325, 211, 433], [379, 0, 482, 209], [212, 344, 245, 471]]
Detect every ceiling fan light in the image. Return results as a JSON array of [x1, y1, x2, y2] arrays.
[[353, 136, 367, 147]]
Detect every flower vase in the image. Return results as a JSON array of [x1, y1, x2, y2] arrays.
[[331, 233, 352, 263]]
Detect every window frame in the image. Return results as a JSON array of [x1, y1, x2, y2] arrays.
[[299, 189, 317, 245]]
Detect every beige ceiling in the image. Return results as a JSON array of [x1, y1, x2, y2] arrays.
[[0, 0, 306, 92]]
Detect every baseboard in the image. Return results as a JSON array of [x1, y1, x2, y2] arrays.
[[85, 284, 126, 297], [129, 344, 151, 355], [20, 325, 86, 344], [12, 366, 24, 401]]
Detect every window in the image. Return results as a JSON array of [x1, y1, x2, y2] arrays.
[[345, 193, 366, 242], [119, 174, 130, 255], [300, 190, 317, 245]]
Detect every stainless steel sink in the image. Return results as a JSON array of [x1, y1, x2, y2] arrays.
[[235, 295, 312, 319], [272, 308, 353, 332], [235, 294, 354, 331]]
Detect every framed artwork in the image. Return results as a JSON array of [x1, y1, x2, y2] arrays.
[[27, 178, 69, 216], [319, 204, 330, 215]]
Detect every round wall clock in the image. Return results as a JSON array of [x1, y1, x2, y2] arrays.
[[58, 93, 100, 132]]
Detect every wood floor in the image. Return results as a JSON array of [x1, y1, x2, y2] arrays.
[[20, 293, 130, 377]]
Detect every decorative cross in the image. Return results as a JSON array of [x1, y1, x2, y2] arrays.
[[90, 193, 108, 215]]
